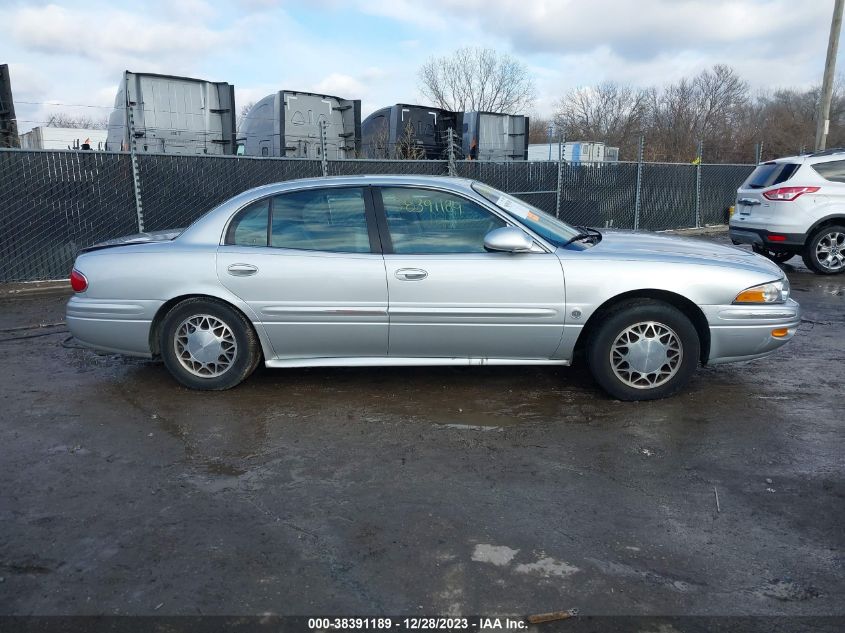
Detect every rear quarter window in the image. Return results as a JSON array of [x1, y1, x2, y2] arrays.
[[811, 160, 845, 183], [745, 163, 799, 189]]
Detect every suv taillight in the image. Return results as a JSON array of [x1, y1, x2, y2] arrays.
[[763, 186, 819, 201], [70, 269, 88, 292]]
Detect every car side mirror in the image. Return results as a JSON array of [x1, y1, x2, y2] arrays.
[[484, 226, 534, 253]]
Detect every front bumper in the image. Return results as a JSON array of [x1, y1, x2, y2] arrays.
[[702, 298, 801, 365]]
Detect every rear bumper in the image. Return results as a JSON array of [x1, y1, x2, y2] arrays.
[[702, 299, 801, 364], [728, 226, 805, 249], [66, 296, 159, 357]]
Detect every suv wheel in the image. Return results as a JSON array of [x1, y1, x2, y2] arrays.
[[586, 300, 700, 401], [160, 298, 261, 390], [802, 225, 845, 274]]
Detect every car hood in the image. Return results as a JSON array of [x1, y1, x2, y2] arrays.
[[568, 229, 783, 276]]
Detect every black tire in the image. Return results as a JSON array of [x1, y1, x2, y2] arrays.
[[802, 224, 845, 275], [752, 244, 794, 264], [160, 298, 261, 390], [586, 300, 700, 401]]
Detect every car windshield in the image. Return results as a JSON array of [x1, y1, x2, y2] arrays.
[[472, 182, 583, 247]]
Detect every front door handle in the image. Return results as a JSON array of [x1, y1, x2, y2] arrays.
[[395, 268, 428, 281], [227, 263, 258, 277]]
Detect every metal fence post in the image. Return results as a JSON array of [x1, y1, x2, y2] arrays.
[[125, 73, 145, 233], [695, 140, 703, 228], [447, 127, 456, 177], [554, 132, 564, 218], [319, 120, 328, 177], [754, 141, 763, 164], [633, 135, 644, 230]]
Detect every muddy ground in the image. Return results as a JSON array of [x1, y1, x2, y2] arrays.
[[0, 235, 843, 630]]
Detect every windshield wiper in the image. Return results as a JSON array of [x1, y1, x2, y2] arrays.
[[561, 226, 602, 248], [575, 225, 602, 238], [561, 232, 594, 247]]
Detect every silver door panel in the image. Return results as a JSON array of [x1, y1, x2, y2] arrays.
[[217, 246, 388, 359], [385, 253, 565, 358]]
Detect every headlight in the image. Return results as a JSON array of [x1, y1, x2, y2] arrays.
[[734, 278, 789, 304]]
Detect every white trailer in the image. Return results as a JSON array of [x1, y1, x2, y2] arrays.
[[462, 112, 528, 161], [19, 127, 108, 150], [105, 71, 236, 154], [237, 91, 361, 158]]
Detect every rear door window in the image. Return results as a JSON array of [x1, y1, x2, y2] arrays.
[[811, 160, 845, 182], [270, 187, 371, 253], [745, 163, 799, 189], [226, 199, 269, 247]]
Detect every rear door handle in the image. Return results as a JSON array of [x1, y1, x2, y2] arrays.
[[227, 263, 258, 277], [738, 198, 761, 206], [395, 268, 428, 281]]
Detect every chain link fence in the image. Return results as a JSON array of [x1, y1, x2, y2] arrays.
[[0, 148, 754, 282]]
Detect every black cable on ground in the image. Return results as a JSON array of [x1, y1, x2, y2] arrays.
[[61, 335, 88, 350], [0, 321, 66, 333], [0, 329, 69, 343]]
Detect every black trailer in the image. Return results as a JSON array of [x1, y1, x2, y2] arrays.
[[0, 65, 20, 149], [361, 104, 462, 159]]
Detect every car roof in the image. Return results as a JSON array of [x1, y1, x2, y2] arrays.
[[225, 175, 478, 200], [177, 175, 482, 245], [765, 148, 845, 165]]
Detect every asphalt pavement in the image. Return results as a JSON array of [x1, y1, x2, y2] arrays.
[[1, 236, 842, 631]]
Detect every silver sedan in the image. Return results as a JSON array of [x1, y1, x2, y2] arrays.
[[66, 175, 800, 400]]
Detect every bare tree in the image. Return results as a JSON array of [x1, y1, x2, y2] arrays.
[[418, 47, 536, 113], [528, 116, 555, 144], [45, 113, 108, 129], [237, 101, 255, 128], [554, 82, 648, 159], [395, 119, 426, 159], [646, 65, 750, 162]]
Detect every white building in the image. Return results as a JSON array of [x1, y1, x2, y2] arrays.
[[19, 127, 108, 150]]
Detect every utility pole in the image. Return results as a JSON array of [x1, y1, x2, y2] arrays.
[[815, 0, 844, 151]]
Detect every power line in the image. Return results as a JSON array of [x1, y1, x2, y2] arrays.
[[15, 101, 113, 109]]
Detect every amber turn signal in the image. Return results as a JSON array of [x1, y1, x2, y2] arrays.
[[771, 328, 789, 338], [735, 288, 767, 303]]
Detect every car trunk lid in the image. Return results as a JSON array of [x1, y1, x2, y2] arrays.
[[79, 229, 183, 254]]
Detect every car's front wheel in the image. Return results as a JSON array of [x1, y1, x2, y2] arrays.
[[160, 298, 261, 390], [586, 300, 700, 401], [803, 225, 845, 274]]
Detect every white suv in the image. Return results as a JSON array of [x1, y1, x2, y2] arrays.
[[730, 150, 845, 274]]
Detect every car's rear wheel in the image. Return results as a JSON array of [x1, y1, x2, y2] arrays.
[[586, 300, 700, 401], [752, 244, 794, 264], [803, 225, 845, 274], [160, 298, 260, 390]]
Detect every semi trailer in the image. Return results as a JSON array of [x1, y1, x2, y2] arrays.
[[105, 71, 236, 154], [236, 91, 361, 158]]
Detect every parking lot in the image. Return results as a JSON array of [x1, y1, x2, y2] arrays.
[[1, 234, 843, 627]]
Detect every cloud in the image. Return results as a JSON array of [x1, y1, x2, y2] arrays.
[[357, 0, 831, 60], [10, 4, 229, 64], [311, 73, 366, 97]]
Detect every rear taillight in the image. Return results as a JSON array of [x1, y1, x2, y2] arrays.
[[763, 186, 819, 201], [70, 269, 88, 292]]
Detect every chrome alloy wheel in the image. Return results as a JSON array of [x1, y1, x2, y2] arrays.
[[815, 231, 845, 271], [610, 321, 683, 390], [173, 314, 238, 378]]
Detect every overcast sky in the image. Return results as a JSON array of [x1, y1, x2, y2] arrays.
[[4, 0, 843, 132]]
